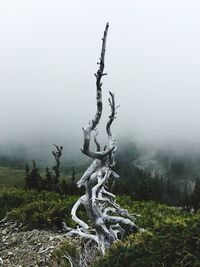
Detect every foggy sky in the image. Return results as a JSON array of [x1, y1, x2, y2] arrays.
[[1, 0, 200, 151]]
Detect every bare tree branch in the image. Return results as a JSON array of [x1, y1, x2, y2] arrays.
[[81, 23, 110, 160], [106, 91, 117, 166], [94, 130, 101, 152]]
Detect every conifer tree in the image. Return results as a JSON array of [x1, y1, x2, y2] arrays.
[[25, 160, 42, 191], [191, 178, 200, 211]]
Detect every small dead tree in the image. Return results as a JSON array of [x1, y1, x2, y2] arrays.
[[63, 23, 139, 254], [52, 145, 63, 178], [52, 144, 63, 190]]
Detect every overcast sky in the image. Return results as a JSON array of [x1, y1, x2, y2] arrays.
[[1, 0, 200, 150]]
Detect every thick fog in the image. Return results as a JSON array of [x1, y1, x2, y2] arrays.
[[1, 0, 200, 153]]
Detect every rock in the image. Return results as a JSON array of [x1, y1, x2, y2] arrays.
[[49, 236, 54, 241], [0, 221, 67, 266], [8, 251, 13, 256], [2, 229, 7, 235], [39, 246, 45, 253]]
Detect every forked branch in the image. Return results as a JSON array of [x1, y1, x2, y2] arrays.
[[81, 23, 110, 160]]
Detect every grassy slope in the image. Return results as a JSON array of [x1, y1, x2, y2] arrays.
[[0, 166, 80, 189], [0, 167, 25, 188]]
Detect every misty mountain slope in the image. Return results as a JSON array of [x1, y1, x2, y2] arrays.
[[117, 141, 200, 182], [0, 140, 200, 197], [132, 147, 200, 180]]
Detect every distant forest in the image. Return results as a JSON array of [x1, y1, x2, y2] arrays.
[[0, 141, 200, 210]]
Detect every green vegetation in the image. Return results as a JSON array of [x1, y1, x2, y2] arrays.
[[0, 145, 199, 210], [0, 144, 199, 267], [191, 178, 200, 211], [0, 167, 24, 188], [0, 188, 77, 228], [92, 200, 200, 267], [0, 165, 78, 192], [1, 188, 200, 266]]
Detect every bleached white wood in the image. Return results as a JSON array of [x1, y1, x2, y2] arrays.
[[64, 23, 139, 254]]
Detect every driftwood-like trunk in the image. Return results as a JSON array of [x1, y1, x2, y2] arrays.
[[63, 23, 139, 254]]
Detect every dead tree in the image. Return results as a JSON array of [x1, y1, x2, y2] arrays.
[[63, 23, 139, 254], [52, 145, 63, 179], [52, 144, 63, 191]]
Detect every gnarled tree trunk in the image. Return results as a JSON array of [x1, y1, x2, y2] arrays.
[[63, 23, 139, 254]]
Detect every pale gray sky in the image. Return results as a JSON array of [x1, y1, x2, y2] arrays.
[[1, 0, 200, 149]]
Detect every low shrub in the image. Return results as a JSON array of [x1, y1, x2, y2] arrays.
[[2, 188, 200, 266], [0, 187, 77, 229], [92, 199, 200, 267]]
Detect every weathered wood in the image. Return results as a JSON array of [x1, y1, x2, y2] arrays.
[[64, 23, 139, 254]]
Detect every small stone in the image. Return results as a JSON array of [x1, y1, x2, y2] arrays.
[[2, 229, 7, 235], [49, 236, 54, 241], [8, 251, 13, 256]]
